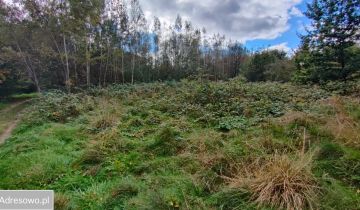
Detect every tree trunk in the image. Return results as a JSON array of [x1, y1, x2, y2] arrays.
[[114, 55, 118, 83], [33, 71, 41, 93], [63, 35, 70, 92], [339, 47, 346, 81], [15, 42, 41, 92], [131, 53, 135, 84], [50, 33, 67, 76], [86, 39, 91, 87], [103, 42, 111, 86], [98, 46, 103, 87], [122, 50, 125, 84]]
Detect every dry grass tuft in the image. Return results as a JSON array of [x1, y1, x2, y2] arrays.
[[277, 111, 313, 126], [54, 193, 70, 210], [323, 97, 360, 148], [92, 113, 117, 131], [185, 130, 225, 168], [226, 153, 319, 210]]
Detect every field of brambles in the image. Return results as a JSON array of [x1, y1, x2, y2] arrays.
[[0, 79, 359, 210]]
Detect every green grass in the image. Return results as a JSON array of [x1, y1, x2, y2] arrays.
[[0, 102, 9, 111], [0, 80, 359, 209], [10, 92, 39, 100]]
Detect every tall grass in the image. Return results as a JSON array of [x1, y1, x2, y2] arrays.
[[227, 153, 319, 210]]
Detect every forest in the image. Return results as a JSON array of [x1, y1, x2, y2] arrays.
[[0, 0, 359, 210]]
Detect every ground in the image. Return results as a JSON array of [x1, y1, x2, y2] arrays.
[[0, 99, 31, 144], [0, 80, 359, 210]]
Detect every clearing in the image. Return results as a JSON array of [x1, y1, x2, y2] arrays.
[[0, 80, 359, 210]]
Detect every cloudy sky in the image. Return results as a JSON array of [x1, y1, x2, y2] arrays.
[[139, 0, 311, 53]]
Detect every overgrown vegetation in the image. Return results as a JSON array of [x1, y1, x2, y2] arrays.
[[0, 0, 359, 209], [0, 79, 359, 209]]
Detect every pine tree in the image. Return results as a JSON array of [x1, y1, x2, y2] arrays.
[[303, 0, 360, 81]]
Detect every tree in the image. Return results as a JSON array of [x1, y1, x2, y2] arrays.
[[152, 16, 161, 78], [298, 0, 360, 82], [227, 41, 247, 78], [113, 0, 129, 84], [0, 0, 256, 92], [129, 0, 146, 84], [2, 1, 42, 92], [244, 50, 294, 82]]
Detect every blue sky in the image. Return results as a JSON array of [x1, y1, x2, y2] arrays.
[[245, 0, 311, 52]]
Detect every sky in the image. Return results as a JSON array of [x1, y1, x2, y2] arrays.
[[139, 0, 312, 53]]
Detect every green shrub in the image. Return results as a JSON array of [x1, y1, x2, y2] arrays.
[[217, 116, 249, 131], [148, 127, 184, 156], [34, 90, 95, 122]]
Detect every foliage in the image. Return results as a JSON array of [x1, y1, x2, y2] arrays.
[[217, 116, 249, 131], [0, 80, 359, 209], [295, 0, 360, 83], [243, 50, 295, 82], [34, 90, 95, 122], [0, 0, 249, 92]]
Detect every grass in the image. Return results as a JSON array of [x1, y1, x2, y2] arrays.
[[226, 153, 319, 210], [0, 102, 9, 111], [10, 92, 39, 100], [0, 79, 359, 209]]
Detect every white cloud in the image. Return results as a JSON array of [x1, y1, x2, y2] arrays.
[[267, 42, 292, 54], [289, 7, 304, 17], [139, 0, 303, 42]]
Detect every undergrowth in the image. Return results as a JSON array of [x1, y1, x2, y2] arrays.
[[0, 79, 359, 210]]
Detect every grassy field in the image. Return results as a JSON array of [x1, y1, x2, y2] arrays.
[[0, 79, 359, 209]]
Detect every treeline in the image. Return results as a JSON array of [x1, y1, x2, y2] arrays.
[[0, 0, 249, 93], [0, 0, 359, 95]]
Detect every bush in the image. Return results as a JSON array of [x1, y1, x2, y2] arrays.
[[321, 80, 360, 95]]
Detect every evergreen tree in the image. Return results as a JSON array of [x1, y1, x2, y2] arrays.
[[299, 0, 360, 82]]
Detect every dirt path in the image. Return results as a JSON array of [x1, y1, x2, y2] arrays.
[[0, 100, 30, 144], [0, 119, 20, 144], [2, 102, 22, 113]]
